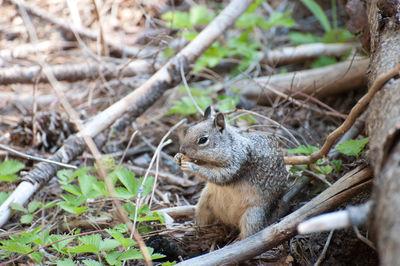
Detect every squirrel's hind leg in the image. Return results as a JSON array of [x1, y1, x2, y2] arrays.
[[195, 185, 217, 226], [239, 206, 266, 239]]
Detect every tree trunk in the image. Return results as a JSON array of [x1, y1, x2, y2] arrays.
[[365, 0, 400, 264]]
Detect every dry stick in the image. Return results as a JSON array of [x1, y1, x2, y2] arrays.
[[91, 0, 108, 57], [232, 109, 301, 146], [285, 65, 400, 165], [233, 58, 369, 102], [261, 42, 360, 66], [314, 230, 334, 266], [0, 143, 77, 169], [8, 0, 151, 58], [176, 165, 372, 266], [0, 41, 74, 60], [181, 60, 204, 116], [15, 3, 153, 265], [0, 0, 253, 229], [0, 60, 152, 85]]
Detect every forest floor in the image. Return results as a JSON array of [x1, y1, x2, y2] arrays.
[[0, 0, 378, 265]]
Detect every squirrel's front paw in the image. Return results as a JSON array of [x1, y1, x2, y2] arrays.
[[174, 153, 184, 166], [181, 161, 198, 174]]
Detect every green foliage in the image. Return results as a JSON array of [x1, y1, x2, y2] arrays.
[[0, 159, 24, 181], [0, 191, 9, 205], [310, 55, 337, 68], [300, 0, 331, 32], [166, 88, 213, 116], [287, 144, 319, 155], [1, 165, 168, 264], [162, 2, 294, 73], [335, 137, 369, 157], [289, 0, 355, 70], [166, 87, 242, 117]]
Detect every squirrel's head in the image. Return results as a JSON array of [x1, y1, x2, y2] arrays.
[[179, 106, 228, 161]]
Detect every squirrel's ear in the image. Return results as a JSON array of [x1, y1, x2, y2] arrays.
[[204, 106, 215, 119], [213, 113, 226, 132]]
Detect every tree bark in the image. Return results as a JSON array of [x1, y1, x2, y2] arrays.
[[365, 0, 400, 264]]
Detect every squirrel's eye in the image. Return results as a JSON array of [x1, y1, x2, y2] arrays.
[[198, 136, 208, 145]]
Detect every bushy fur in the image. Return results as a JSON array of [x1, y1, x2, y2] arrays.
[[175, 108, 288, 239]]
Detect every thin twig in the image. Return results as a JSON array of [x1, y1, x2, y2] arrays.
[[314, 230, 334, 266], [180, 59, 204, 115], [0, 143, 77, 169], [232, 109, 301, 146], [352, 226, 376, 251], [118, 131, 138, 167], [285, 64, 400, 165]]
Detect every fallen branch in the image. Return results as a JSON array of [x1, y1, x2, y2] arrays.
[[176, 165, 372, 265], [0, 41, 74, 60], [262, 42, 360, 66], [285, 64, 400, 165], [0, 0, 254, 228], [232, 57, 369, 103], [0, 60, 152, 84]]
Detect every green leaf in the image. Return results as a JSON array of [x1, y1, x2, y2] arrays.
[[161, 11, 191, 28], [334, 137, 369, 157], [58, 203, 88, 215], [61, 184, 82, 197], [119, 248, 143, 260], [72, 166, 92, 178], [287, 145, 319, 155], [29, 252, 43, 263], [138, 176, 155, 197], [99, 239, 121, 252], [115, 187, 134, 200], [68, 244, 98, 254], [311, 56, 337, 68], [78, 174, 103, 199], [10, 202, 27, 213], [0, 192, 9, 205], [51, 234, 75, 253], [123, 202, 136, 215], [189, 5, 214, 25], [300, 0, 331, 32], [0, 239, 33, 253], [316, 165, 333, 175], [162, 262, 177, 266], [114, 168, 136, 194], [83, 259, 103, 266], [21, 214, 34, 224], [330, 160, 342, 172], [104, 250, 123, 265], [28, 200, 42, 213], [79, 234, 101, 249], [57, 258, 77, 266], [265, 11, 295, 28], [322, 28, 355, 43], [106, 229, 136, 248], [288, 32, 321, 45], [0, 159, 24, 176]]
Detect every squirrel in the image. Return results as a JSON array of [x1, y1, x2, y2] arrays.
[[174, 106, 288, 239]]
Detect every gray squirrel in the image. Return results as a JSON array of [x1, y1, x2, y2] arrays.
[[174, 106, 288, 239]]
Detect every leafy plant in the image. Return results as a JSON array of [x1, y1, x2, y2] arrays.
[[162, 1, 294, 73], [0, 166, 169, 264], [288, 0, 355, 68], [0, 159, 24, 181], [334, 137, 369, 157]]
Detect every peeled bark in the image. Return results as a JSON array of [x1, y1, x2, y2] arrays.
[[364, 0, 400, 264]]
